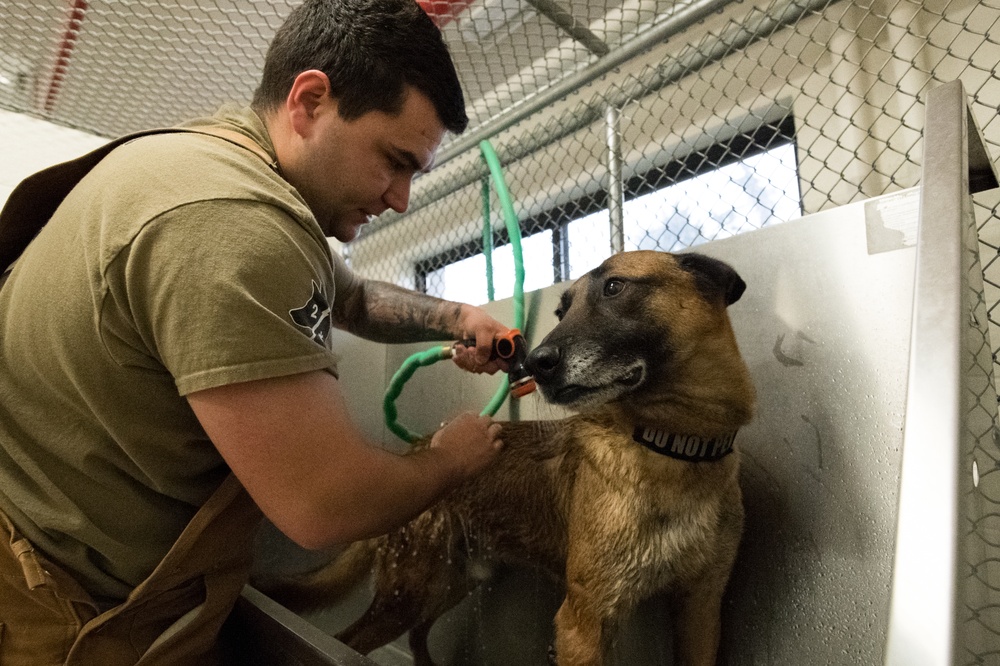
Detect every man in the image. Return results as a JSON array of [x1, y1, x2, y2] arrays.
[[0, 0, 508, 662]]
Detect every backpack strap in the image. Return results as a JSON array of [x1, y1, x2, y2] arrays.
[[0, 126, 278, 272]]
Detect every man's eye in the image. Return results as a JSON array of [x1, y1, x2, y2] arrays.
[[603, 279, 625, 297], [385, 152, 410, 172]]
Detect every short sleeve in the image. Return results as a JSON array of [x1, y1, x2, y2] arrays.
[[104, 199, 341, 395]]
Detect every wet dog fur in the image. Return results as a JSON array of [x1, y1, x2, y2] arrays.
[[261, 250, 755, 665]]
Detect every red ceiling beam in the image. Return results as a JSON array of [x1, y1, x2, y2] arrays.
[[41, 0, 88, 114], [417, 0, 476, 27]]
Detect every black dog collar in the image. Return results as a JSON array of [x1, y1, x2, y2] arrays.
[[632, 426, 737, 462]]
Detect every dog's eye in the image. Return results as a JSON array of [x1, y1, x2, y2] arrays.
[[603, 279, 625, 297], [554, 307, 565, 321]]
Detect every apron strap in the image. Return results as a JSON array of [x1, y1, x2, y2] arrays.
[[0, 126, 278, 272], [67, 473, 263, 665]]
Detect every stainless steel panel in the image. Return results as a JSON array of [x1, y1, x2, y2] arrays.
[[885, 80, 1000, 666], [700, 195, 917, 665], [222, 585, 380, 666]]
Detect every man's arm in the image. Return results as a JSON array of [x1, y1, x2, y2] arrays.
[[333, 277, 463, 342], [187, 370, 502, 550], [333, 277, 511, 372]]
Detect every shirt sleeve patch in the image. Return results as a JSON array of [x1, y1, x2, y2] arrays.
[[289, 280, 332, 345]]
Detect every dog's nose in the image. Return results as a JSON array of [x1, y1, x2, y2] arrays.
[[525, 344, 561, 381]]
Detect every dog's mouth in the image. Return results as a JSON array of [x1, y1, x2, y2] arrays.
[[548, 362, 646, 407], [551, 384, 590, 404]]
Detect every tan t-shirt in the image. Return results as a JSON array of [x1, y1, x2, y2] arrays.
[[0, 106, 358, 604]]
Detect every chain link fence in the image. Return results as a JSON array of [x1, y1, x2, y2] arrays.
[[964, 219, 1000, 666], [2, 0, 1000, 660]]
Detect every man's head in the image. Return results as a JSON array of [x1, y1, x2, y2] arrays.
[[254, 0, 468, 242], [252, 0, 467, 135]]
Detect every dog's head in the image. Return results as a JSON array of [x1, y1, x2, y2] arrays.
[[523, 250, 746, 412]]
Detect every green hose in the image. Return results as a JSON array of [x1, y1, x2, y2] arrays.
[[382, 345, 453, 444], [480, 140, 525, 331], [482, 175, 495, 303], [383, 139, 525, 443]]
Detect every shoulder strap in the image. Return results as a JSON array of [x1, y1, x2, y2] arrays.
[[183, 126, 279, 170], [0, 126, 277, 272]]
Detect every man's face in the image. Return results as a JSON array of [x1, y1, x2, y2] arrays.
[[292, 87, 446, 242]]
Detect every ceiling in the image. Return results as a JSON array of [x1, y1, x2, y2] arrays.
[[0, 0, 688, 143]]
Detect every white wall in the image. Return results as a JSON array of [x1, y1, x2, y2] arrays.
[[0, 108, 107, 206]]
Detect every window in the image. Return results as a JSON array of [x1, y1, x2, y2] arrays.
[[620, 118, 801, 253], [418, 116, 800, 305], [420, 230, 556, 304]]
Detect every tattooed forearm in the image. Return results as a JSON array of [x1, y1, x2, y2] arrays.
[[335, 279, 464, 343]]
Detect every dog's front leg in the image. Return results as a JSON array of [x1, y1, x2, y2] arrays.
[[672, 584, 724, 666], [552, 580, 609, 666]]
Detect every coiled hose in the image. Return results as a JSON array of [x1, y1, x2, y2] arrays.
[[383, 139, 526, 443]]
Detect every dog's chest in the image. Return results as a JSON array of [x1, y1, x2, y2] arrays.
[[576, 437, 726, 582]]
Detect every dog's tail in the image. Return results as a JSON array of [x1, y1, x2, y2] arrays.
[[254, 539, 377, 614]]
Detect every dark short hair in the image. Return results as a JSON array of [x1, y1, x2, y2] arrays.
[[252, 0, 468, 134]]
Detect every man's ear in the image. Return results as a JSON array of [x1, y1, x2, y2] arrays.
[[286, 70, 333, 137]]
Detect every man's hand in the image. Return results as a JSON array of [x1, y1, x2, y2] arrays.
[[451, 304, 513, 374], [430, 413, 504, 482]]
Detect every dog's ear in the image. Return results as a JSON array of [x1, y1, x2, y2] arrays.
[[676, 253, 746, 306]]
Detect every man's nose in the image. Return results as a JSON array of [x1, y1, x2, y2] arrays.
[[383, 174, 411, 214]]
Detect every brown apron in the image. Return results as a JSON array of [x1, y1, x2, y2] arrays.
[[0, 475, 263, 665], [0, 127, 275, 663]]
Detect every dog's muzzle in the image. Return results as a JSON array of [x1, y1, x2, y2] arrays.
[[525, 341, 647, 408]]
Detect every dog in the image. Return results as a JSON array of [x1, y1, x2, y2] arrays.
[[262, 250, 755, 665]]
